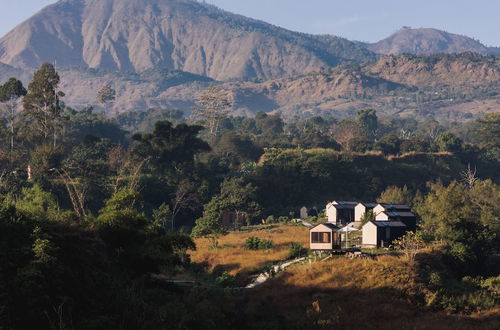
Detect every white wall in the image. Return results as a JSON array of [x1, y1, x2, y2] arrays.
[[326, 203, 337, 223], [362, 222, 378, 246]]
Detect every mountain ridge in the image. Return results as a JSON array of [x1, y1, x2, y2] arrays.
[[0, 0, 374, 81], [366, 27, 498, 56]]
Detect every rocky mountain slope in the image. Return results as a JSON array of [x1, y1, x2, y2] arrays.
[[44, 53, 497, 124], [367, 27, 497, 56], [0, 0, 373, 81]]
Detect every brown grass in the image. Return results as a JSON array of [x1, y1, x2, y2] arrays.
[[247, 255, 500, 329], [190, 224, 309, 282]]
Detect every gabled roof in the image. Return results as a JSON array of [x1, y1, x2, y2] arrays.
[[383, 211, 416, 218], [377, 203, 411, 211], [368, 221, 407, 227], [357, 202, 377, 208], [312, 222, 341, 231], [328, 201, 358, 209]]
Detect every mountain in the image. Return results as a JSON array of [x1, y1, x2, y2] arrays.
[[367, 27, 496, 56], [50, 53, 498, 124], [0, 0, 374, 81]]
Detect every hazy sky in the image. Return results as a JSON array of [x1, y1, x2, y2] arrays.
[[0, 0, 499, 46]]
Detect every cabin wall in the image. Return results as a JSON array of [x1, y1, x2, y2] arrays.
[[326, 205, 337, 223], [362, 223, 378, 247]]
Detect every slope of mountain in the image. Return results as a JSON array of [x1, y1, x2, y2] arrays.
[[0, 0, 374, 81], [367, 27, 494, 55], [48, 53, 498, 124], [0, 62, 31, 83]]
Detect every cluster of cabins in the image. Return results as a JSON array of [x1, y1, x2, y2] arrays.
[[308, 201, 417, 250]]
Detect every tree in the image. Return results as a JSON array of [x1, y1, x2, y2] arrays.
[[360, 210, 374, 227], [416, 181, 498, 275], [132, 121, 210, 174], [393, 231, 425, 262], [23, 63, 64, 146], [473, 113, 500, 150], [433, 132, 463, 153], [193, 86, 232, 144], [377, 185, 414, 206], [333, 120, 362, 151], [0, 78, 27, 161], [375, 133, 401, 155], [193, 178, 261, 247], [356, 108, 378, 138], [96, 84, 116, 114]]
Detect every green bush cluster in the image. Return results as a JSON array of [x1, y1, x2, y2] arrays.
[[288, 242, 308, 259], [244, 236, 273, 250]]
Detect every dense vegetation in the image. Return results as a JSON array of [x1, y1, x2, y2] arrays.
[[0, 63, 498, 329]]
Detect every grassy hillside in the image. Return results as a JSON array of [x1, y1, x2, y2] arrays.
[[247, 255, 500, 329], [191, 224, 309, 283]]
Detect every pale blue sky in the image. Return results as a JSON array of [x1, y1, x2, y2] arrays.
[[0, 0, 499, 46]]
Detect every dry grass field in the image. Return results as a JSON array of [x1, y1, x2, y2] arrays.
[[190, 224, 309, 282], [248, 255, 500, 329]]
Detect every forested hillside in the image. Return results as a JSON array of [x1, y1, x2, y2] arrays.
[[0, 63, 499, 328]]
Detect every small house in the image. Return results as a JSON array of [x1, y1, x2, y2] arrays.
[[354, 202, 377, 221], [375, 211, 417, 232], [310, 223, 342, 251], [373, 203, 411, 216], [326, 201, 357, 225], [362, 221, 407, 248]]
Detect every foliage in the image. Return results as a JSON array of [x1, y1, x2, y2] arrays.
[[360, 210, 374, 227], [393, 231, 425, 261], [23, 63, 64, 144], [416, 181, 499, 276], [377, 185, 414, 205], [244, 236, 273, 250], [288, 242, 308, 259]]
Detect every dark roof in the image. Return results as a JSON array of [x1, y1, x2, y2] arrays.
[[312, 222, 341, 231], [378, 203, 411, 211], [329, 201, 358, 209], [369, 221, 407, 227], [383, 211, 416, 218], [358, 202, 377, 208]]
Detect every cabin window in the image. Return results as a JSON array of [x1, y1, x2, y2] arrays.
[[312, 232, 331, 243]]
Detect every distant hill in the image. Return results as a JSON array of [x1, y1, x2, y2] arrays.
[[41, 53, 498, 123], [0, 0, 374, 81], [367, 27, 497, 56]]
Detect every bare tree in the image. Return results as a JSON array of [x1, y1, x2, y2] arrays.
[[0, 97, 20, 162], [170, 180, 199, 231], [192, 86, 232, 144], [332, 120, 362, 151], [53, 168, 87, 219], [460, 164, 478, 189]]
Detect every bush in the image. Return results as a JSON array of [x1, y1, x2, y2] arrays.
[[215, 271, 235, 288], [244, 236, 273, 250], [266, 215, 276, 224], [288, 242, 308, 259], [278, 216, 289, 223]]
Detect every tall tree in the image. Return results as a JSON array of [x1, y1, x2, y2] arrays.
[[0, 78, 27, 161], [356, 108, 378, 139], [193, 86, 232, 144], [23, 63, 64, 147], [96, 84, 116, 114]]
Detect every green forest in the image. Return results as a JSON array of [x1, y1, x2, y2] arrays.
[[0, 63, 499, 329]]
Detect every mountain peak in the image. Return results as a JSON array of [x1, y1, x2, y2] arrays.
[[0, 0, 373, 81], [368, 27, 491, 55]]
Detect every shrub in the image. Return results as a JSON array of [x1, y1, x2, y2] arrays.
[[215, 271, 235, 288], [288, 242, 308, 259], [244, 236, 273, 250], [278, 216, 289, 223], [266, 215, 276, 224]]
